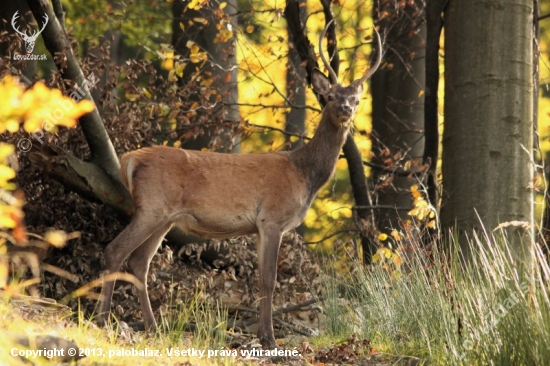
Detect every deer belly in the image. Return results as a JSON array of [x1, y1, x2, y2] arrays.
[[175, 211, 257, 239]]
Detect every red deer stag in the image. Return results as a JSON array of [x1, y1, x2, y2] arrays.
[[97, 22, 381, 349]]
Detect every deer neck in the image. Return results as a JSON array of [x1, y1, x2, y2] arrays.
[[289, 111, 349, 196]]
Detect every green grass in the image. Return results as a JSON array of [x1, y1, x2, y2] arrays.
[[321, 230, 550, 365], [0, 289, 238, 365]]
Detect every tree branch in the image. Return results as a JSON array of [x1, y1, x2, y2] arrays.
[[27, 145, 133, 216]]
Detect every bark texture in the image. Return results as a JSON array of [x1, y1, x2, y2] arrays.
[[442, 0, 534, 263]]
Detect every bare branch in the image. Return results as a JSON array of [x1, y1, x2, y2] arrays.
[[303, 229, 359, 245]]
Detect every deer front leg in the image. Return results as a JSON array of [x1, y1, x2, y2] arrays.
[[127, 222, 173, 331], [97, 214, 165, 326], [256, 227, 282, 349]]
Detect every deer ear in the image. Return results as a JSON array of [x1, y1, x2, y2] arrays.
[[351, 79, 364, 94], [312, 68, 331, 95]]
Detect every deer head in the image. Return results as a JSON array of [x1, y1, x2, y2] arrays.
[[11, 11, 49, 54], [311, 20, 382, 130]]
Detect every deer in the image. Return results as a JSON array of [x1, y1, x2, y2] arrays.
[[11, 11, 49, 54], [97, 22, 382, 349]]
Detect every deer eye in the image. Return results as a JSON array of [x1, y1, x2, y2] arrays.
[[355, 100, 360, 105], [327, 94, 334, 101]]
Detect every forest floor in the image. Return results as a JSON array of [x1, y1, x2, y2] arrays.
[[1, 233, 428, 365]]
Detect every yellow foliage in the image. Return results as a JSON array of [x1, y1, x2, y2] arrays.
[[0, 76, 94, 134], [390, 229, 402, 241], [392, 253, 404, 267], [175, 61, 186, 78], [187, 0, 205, 10], [188, 43, 208, 63], [0, 164, 15, 187], [214, 27, 233, 44], [378, 233, 388, 241], [0, 75, 86, 292], [0, 147, 23, 232], [142, 88, 152, 99]]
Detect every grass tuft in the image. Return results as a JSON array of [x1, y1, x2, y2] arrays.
[[321, 228, 550, 365]]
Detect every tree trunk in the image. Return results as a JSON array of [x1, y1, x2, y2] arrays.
[[424, 0, 447, 209], [371, 1, 426, 235], [285, 0, 307, 237], [441, 0, 534, 265], [26, 0, 122, 182], [285, 0, 307, 151], [172, 0, 239, 152]]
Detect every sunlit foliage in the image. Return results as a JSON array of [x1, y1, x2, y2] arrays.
[[0, 75, 93, 289]]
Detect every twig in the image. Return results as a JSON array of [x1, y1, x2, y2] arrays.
[[273, 297, 324, 315], [353, 205, 412, 211], [273, 317, 311, 336], [303, 229, 360, 245], [248, 122, 430, 178], [229, 297, 324, 316], [229, 297, 325, 335], [228, 306, 259, 314], [225, 102, 321, 113], [247, 123, 311, 141]]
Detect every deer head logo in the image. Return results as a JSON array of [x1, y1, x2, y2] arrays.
[[11, 11, 48, 54]]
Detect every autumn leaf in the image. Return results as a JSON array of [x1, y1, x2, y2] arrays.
[[175, 62, 185, 78], [0, 165, 16, 186], [378, 233, 388, 241], [390, 230, 402, 241], [44, 230, 67, 248], [392, 253, 404, 266], [125, 93, 140, 101]]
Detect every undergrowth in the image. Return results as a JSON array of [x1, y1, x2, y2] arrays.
[[321, 228, 550, 365]]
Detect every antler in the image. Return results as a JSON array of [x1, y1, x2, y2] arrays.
[[11, 11, 28, 38], [354, 28, 383, 85], [318, 19, 338, 85], [32, 14, 49, 38]]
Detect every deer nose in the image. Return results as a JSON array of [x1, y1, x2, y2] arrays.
[[338, 105, 352, 116]]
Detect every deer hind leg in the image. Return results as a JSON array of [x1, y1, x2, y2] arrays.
[[127, 222, 173, 331], [97, 212, 168, 326], [256, 227, 283, 349]]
